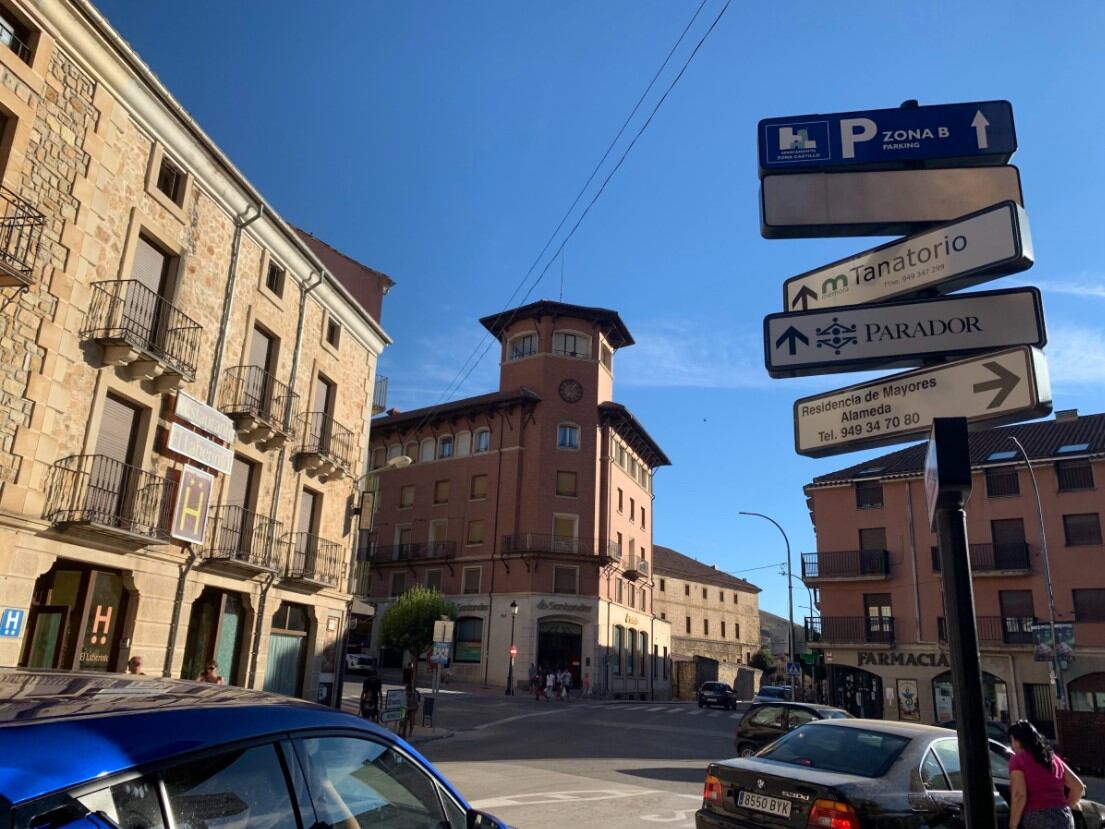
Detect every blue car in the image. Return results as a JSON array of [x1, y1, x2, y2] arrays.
[[0, 669, 507, 829]]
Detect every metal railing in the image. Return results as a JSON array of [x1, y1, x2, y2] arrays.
[[0, 185, 44, 283], [283, 532, 344, 587], [0, 20, 31, 62], [805, 615, 895, 645], [81, 280, 202, 380], [931, 542, 1032, 573], [218, 365, 298, 433], [938, 615, 1036, 645], [43, 454, 174, 540], [623, 554, 649, 577], [1056, 461, 1095, 492], [802, 549, 889, 580], [985, 467, 1021, 497], [295, 411, 356, 471], [370, 540, 457, 562], [502, 533, 607, 556], [204, 505, 281, 570], [372, 374, 388, 414]]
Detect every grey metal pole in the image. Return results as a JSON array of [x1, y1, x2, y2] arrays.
[[740, 512, 795, 666], [1010, 436, 1065, 710]]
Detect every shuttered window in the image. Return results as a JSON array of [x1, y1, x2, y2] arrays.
[[95, 395, 141, 464], [314, 376, 334, 415], [131, 236, 170, 294], [298, 489, 319, 535], [248, 327, 276, 372], [228, 457, 256, 510], [462, 566, 481, 594], [470, 474, 488, 500]]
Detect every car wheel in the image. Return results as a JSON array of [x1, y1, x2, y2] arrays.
[[738, 743, 756, 758]]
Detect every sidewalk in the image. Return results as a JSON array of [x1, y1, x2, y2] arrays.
[[339, 697, 454, 746]]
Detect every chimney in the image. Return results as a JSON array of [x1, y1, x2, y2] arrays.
[[386, 407, 402, 417], [1055, 409, 1078, 422]]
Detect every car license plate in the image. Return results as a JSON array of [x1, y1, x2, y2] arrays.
[[737, 790, 792, 818]]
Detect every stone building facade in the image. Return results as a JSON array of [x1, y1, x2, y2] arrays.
[[361, 300, 673, 698], [0, 0, 391, 702], [652, 545, 761, 666]]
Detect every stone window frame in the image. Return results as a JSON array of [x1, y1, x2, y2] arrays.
[[81, 376, 159, 474], [145, 141, 193, 224], [0, 63, 37, 195], [319, 310, 342, 358], [118, 207, 186, 305], [0, 6, 52, 106], [257, 249, 289, 309]]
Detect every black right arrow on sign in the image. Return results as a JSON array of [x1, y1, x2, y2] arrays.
[[973, 361, 1021, 408]]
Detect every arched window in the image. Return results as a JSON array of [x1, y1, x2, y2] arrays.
[[438, 435, 454, 459], [474, 428, 491, 453], [419, 438, 435, 463], [387, 443, 401, 461], [455, 431, 471, 457], [626, 628, 636, 676], [508, 333, 538, 361], [557, 423, 580, 450], [371, 447, 385, 469], [613, 626, 624, 676], [553, 330, 591, 358], [639, 631, 648, 677], [453, 617, 484, 663], [405, 441, 418, 463]]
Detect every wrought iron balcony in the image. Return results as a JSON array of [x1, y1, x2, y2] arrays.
[[293, 411, 356, 481], [805, 615, 895, 645], [938, 615, 1037, 646], [218, 365, 298, 449], [502, 533, 611, 558], [0, 185, 44, 287], [203, 505, 281, 573], [931, 542, 1032, 574], [370, 540, 457, 562], [81, 280, 201, 388], [373, 374, 388, 415], [802, 549, 890, 581], [283, 532, 344, 589], [43, 454, 174, 546], [623, 554, 648, 581]]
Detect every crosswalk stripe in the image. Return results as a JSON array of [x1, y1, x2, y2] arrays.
[[647, 706, 666, 712], [708, 711, 722, 717], [730, 712, 743, 719], [686, 709, 702, 716]]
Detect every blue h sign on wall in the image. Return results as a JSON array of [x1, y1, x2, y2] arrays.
[[0, 609, 24, 638]]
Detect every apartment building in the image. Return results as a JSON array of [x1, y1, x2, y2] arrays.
[[803, 410, 1105, 734], [652, 545, 761, 665], [0, 0, 392, 702], [361, 300, 673, 698]]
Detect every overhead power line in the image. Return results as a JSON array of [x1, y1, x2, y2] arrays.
[[407, 0, 731, 435]]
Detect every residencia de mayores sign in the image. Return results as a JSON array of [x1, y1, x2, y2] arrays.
[[858, 651, 950, 668]]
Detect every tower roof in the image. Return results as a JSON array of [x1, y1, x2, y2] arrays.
[[479, 300, 634, 348]]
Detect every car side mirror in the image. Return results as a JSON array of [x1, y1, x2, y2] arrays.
[[467, 808, 510, 829]]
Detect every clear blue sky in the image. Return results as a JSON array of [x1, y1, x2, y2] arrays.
[[98, 1, 1105, 621]]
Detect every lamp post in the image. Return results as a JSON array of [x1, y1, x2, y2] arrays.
[[506, 600, 519, 696], [1010, 436, 1066, 710], [740, 512, 795, 667]]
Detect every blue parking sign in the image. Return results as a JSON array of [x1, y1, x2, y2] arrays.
[[0, 609, 25, 638]]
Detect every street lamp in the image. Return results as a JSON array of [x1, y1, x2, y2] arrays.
[[506, 600, 519, 696], [740, 512, 795, 667], [1009, 436, 1066, 710]]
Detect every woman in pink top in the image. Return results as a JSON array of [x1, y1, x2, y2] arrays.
[[1008, 720, 1085, 829]]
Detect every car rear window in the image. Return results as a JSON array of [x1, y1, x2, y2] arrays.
[[758, 725, 910, 778]]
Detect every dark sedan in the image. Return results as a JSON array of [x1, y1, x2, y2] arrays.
[[734, 702, 851, 757], [698, 719, 1105, 829], [698, 681, 738, 710]]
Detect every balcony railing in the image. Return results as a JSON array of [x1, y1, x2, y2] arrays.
[[218, 365, 298, 448], [0, 185, 44, 287], [938, 615, 1037, 646], [294, 411, 356, 480], [806, 615, 895, 645], [802, 549, 889, 581], [931, 542, 1032, 574], [81, 280, 201, 385], [370, 540, 457, 562], [283, 532, 344, 588], [623, 554, 648, 580], [0, 19, 32, 62], [372, 374, 388, 415], [203, 505, 281, 571], [1056, 462, 1094, 492], [502, 533, 611, 557], [43, 454, 174, 543]]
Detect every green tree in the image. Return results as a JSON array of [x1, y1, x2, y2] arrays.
[[749, 648, 774, 672], [378, 585, 456, 681]]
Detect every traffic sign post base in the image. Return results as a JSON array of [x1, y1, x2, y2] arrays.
[[928, 419, 995, 829]]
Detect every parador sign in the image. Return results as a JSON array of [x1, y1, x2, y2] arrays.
[[858, 651, 950, 668]]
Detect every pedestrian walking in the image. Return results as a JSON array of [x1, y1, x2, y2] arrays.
[[399, 682, 419, 739], [532, 665, 545, 701], [545, 669, 556, 701], [360, 669, 382, 723], [581, 672, 591, 698], [560, 667, 573, 701], [1008, 720, 1085, 829]]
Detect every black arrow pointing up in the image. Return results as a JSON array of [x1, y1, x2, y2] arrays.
[[972, 361, 1020, 409], [791, 285, 818, 311], [775, 326, 809, 356]]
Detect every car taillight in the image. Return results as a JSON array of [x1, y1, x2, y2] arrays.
[[808, 800, 859, 829], [703, 774, 723, 804]]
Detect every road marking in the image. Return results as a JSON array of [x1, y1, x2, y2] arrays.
[[686, 709, 702, 716], [647, 706, 666, 712], [641, 807, 698, 825], [729, 712, 743, 719], [473, 708, 569, 730], [471, 787, 656, 809], [707, 711, 722, 718]]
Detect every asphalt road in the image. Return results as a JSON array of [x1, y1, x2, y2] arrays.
[[419, 692, 742, 829]]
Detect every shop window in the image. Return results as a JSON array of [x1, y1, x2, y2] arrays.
[[1064, 513, 1103, 546], [462, 566, 481, 595], [613, 626, 624, 675], [454, 617, 483, 663], [470, 473, 488, 500], [263, 602, 309, 697], [181, 587, 245, 685]]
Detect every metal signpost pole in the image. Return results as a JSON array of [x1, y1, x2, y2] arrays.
[[927, 419, 995, 829]]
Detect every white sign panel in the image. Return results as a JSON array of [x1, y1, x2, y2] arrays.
[[761, 166, 1024, 238], [432, 620, 455, 643], [168, 422, 235, 474], [175, 391, 237, 444], [765, 287, 1045, 378], [782, 202, 1033, 312], [794, 346, 1052, 458]]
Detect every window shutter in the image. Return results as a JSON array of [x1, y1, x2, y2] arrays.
[[131, 236, 169, 293], [228, 457, 255, 509], [95, 395, 140, 464], [249, 327, 275, 372], [298, 490, 318, 534]]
